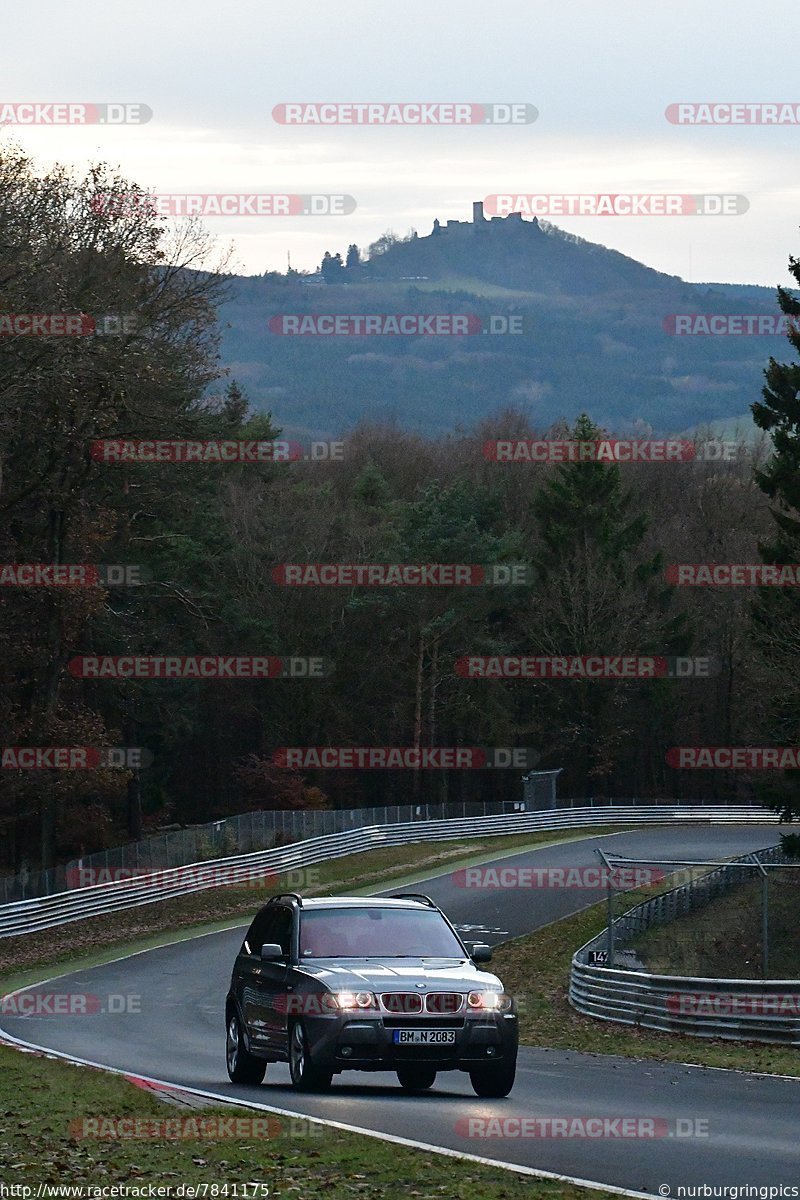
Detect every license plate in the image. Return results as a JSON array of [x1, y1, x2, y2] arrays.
[[392, 1029, 457, 1045]]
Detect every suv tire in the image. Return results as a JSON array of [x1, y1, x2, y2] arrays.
[[288, 1021, 333, 1092], [226, 1011, 266, 1085], [469, 1059, 516, 1098], [396, 1065, 437, 1091]]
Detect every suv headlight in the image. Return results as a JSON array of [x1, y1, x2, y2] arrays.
[[333, 990, 378, 1010], [467, 991, 513, 1013]]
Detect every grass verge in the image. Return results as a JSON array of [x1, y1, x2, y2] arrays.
[[630, 868, 800, 979], [0, 1044, 616, 1197]]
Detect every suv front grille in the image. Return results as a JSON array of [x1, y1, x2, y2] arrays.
[[425, 992, 462, 1014], [379, 991, 465, 1015], [381, 992, 423, 1014]]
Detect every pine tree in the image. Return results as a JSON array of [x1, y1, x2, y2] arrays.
[[320, 251, 345, 282], [533, 413, 650, 576], [222, 380, 249, 427], [526, 414, 689, 791], [751, 261, 800, 824]]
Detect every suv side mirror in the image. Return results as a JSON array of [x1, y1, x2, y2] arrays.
[[260, 942, 284, 962], [470, 943, 492, 963]]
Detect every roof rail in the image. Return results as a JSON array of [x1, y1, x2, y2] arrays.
[[267, 892, 304, 907], [388, 892, 437, 908]]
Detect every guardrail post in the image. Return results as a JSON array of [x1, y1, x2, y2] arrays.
[[606, 877, 615, 966], [761, 865, 769, 979], [596, 847, 615, 967], [746, 853, 770, 980]]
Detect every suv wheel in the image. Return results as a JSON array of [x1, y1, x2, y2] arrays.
[[396, 1065, 436, 1091], [469, 1059, 516, 1098], [226, 1011, 266, 1085], [288, 1021, 333, 1092]]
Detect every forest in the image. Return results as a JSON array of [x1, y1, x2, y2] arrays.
[[2, 147, 800, 873]]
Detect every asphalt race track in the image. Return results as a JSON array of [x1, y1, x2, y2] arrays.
[[3, 825, 798, 1196]]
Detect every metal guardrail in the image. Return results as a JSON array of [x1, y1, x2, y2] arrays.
[[2, 788, 760, 903], [0, 804, 778, 940], [5, 799, 535, 903], [570, 845, 800, 1045]]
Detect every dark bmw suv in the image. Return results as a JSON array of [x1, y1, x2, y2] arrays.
[[225, 893, 518, 1096]]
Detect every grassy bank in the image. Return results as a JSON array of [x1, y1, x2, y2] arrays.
[[0, 1044, 616, 1198], [630, 868, 800, 979]]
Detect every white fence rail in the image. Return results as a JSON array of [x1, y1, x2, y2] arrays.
[[0, 805, 779, 940]]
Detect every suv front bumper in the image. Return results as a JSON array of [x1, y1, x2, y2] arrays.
[[306, 1012, 518, 1072]]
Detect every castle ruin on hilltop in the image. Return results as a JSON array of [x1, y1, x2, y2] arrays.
[[430, 200, 541, 236]]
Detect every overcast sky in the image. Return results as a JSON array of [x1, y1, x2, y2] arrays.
[[3, 0, 799, 285]]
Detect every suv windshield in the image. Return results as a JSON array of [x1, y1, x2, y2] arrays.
[[299, 907, 465, 958]]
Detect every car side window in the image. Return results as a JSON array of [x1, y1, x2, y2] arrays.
[[271, 908, 293, 959], [242, 908, 277, 956]]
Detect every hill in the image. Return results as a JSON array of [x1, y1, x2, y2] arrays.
[[217, 204, 786, 438]]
